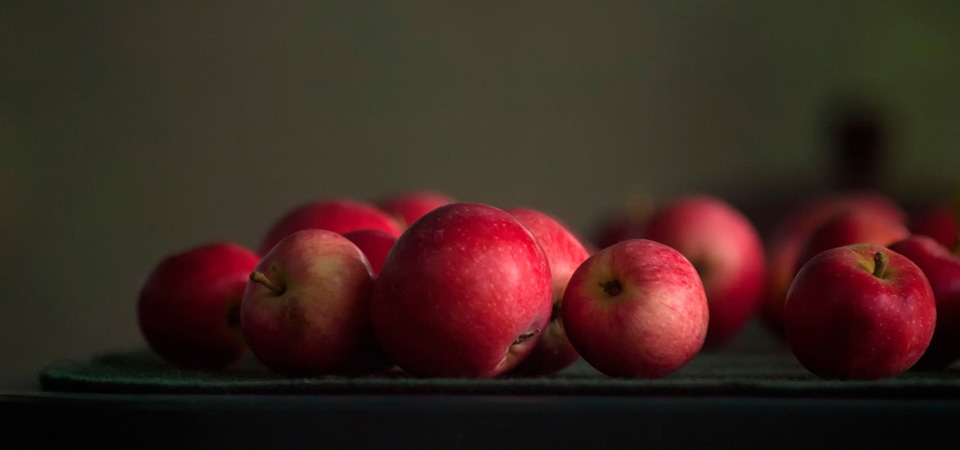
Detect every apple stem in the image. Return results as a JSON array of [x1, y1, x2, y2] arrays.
[[872, 252, 889, 279], [250, 271, 284, 295]]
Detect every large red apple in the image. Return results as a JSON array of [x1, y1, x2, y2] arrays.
[[241, 229, 387, 376], [910, 205, 958, 251], [641, 195, 765, 348], [561, 239, 708, 378], [257, 199, 403, 255], [504, 207, 590, 376], [376, 190, 454, 229], [370, 203, 553, 378], [784, 244, 935, 379], [793, 211, 909, 273], [342, 229, 397, 276], [760, 191, 906, 338], [137, 242, 259, 369], [889, 235, 960, 370]]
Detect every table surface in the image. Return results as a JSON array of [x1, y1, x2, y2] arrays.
[[4, 345, 960, 449]]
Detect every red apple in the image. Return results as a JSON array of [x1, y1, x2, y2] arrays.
[[561, 239, 708, 378], [257, 199, 403, 256], [370, 203, 553, 378], [241, 229, 387, 376], [504, 207, 590, 376], [641, 195, 765, 348], [793, 211, 909, 273], [760, 191, 906, 339], [137, 242, 259, 369], [784, 244, 935, 379], [910, 205, 958, 251], [889, 235, 960, 370], [342, 229, 397, 276], [376, 190, 455, 229]]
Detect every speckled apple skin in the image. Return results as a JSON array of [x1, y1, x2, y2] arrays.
[[506, 207, 591, 376], [889, 236, 960, 370], [138, 242, 259, 369], [784, 244, 936, 380], [370, 203, 553, 378], [562, 239, 709, 378], [257, 199, 403, 255], [760, 192, 906, 339], [242, 229, 385, 377]]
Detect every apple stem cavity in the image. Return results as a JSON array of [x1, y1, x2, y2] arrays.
[[872, 252, 889, 279], [600, 280, 623, 297], [250, 271, 285, 295]]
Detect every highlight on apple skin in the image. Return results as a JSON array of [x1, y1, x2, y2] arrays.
[[561, 239, 709, 379]]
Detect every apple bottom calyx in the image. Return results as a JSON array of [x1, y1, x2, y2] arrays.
[[250, 271, 285, 295]]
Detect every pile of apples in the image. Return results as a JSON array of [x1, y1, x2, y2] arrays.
[[137, 188, 960, 381]]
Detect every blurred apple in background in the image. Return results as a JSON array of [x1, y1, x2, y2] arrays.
[[343, 229, 397, 277], [889, 235, 960, 370], [784, 244, 935, 380], [591, 194, 655, 250], [257, 199, 403, 255], [376, 190, 455, 229], [370, 203, 553, 378], [242, 229, 388, 376], [562, 239, 708, 378], [504, 207, 590, 376], [137, 242, 259, 369], [793, 210, 909, 274], [641, 195, 765, 348], [910, 204, 958, 251], [759, 191, 906, 339]]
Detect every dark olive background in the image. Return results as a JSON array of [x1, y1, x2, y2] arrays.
[[2, 1, 959, 380]]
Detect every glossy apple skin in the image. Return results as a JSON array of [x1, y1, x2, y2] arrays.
[[505, 207, 590, 376], [793, 211, 909, 273], [137, 242, 259, 369], [641, 196, 765, 348], [760, 192, 906, 339], [376, 191, 454, 229], [562, 239, 708, 378], [343, 229, 397, 276], [910, 205, 957, 250], [257, 199, 403, 255], [370, 203, 553, 378], [889, 236, 960, 370], [241, 229, 386, 377], [784, 244, 935, 380]]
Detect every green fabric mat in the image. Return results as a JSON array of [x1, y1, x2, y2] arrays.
[[38, 348, 960, 398]]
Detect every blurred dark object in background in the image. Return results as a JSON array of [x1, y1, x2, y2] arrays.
[[826, 97, 891, 193]]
